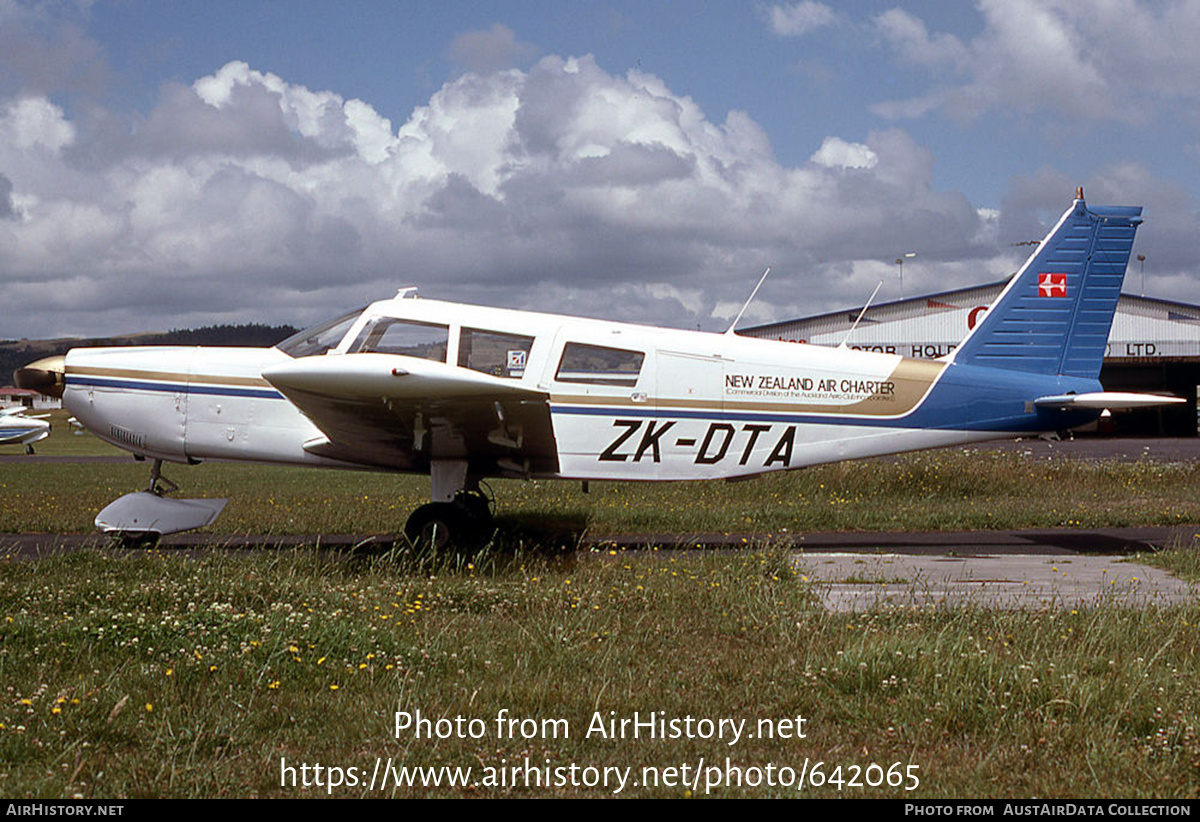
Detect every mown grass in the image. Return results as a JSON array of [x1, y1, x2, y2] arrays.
[[4, 417, 1199, 536], [4, 425, 1200, 797], [0, 546, 1197, 798], [3, 446, 1198, 536]]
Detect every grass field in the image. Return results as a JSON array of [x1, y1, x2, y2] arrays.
[[2, 421, 1199, 798], [3, 416, 1200, 537], [2, 547, 1198, 798]]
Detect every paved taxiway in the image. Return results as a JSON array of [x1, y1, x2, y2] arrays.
[[795, 552, 1196, 612]]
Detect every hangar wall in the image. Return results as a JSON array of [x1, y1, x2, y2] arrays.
[[742, 282, 1200, 437]]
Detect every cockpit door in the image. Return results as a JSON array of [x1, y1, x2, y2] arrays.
[[655, 349, 727, 479]]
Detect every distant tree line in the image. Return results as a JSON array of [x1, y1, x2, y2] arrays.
[[1, 323, 298, 387], [158, 323, 299, 346]]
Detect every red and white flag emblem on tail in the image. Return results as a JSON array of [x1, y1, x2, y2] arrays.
[[1038, 272, 1068, 297]]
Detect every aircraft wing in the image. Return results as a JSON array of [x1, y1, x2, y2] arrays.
[[261, 354, 559, 476]]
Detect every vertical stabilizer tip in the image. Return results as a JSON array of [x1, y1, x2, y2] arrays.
[[1076, 185, 1085, 201]]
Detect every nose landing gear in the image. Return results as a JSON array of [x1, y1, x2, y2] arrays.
[[95, 458, 227, 548]]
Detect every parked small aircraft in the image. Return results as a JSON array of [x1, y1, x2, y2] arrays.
[[14, 191, 1179, 546], [0, 407, 51, 454]]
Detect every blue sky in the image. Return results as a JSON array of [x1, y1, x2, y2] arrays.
[[2, 0, 1199, 337]]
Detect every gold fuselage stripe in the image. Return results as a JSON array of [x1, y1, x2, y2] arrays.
[[67, 365, 273, 388], [553, 358, 946, 418]]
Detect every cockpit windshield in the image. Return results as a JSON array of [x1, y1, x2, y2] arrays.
[[276, 307, 364, 358]]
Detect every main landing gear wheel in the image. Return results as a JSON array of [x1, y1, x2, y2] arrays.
[[404, 490, 496, 553]]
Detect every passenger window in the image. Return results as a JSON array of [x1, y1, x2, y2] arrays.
[[555, 343, 645, 387], [458, 328, 535, 378], [350, 319, 449, 361]]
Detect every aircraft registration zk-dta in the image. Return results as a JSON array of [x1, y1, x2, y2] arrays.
[[15, 191, 1181, 547]]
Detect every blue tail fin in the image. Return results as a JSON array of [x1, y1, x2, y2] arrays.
[[952, 194, 1142, 378]]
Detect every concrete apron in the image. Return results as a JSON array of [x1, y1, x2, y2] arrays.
[[794, 553, 1198, 612]]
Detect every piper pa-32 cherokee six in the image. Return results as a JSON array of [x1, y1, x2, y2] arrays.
[[15, 191, 1181, 547]]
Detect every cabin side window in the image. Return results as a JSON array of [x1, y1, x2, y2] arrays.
[[555, 343, 645, 387], [458, 328, 534, 378], [350, 319, 449, 361]]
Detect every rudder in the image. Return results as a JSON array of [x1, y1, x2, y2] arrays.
[[951, 194, 1142, 379]]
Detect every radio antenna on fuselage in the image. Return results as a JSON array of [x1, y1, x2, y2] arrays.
[[838, 281, 883, 350], [725, 267, 771, 335]]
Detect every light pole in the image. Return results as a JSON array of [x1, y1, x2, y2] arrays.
[[1137, 254, 1146, 296], [895, 252, 916, 299]]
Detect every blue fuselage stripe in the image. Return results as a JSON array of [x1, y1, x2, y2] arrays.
[[67, 375, 284, 400], [549, 402, 1091, 433]]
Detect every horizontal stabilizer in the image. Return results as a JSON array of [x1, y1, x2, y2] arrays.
[[0, 407, 38, 416], [95, 491, 227, 535], [1034, 392, 1185, 410]]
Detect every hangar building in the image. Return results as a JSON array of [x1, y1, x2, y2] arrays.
[[742, 281, 1200, 436]]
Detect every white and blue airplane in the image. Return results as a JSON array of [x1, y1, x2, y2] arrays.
[[14, 191, 1179, 546], [0, 407, 51, 454]]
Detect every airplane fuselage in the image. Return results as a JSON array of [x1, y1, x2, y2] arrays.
[[17, 196, 1151, 545], [62, 297, 1098, 482]]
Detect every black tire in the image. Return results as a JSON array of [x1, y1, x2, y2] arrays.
[[404, 500, 494, 552], [111, 531, 160, 550], [404, 502, 461, 552]]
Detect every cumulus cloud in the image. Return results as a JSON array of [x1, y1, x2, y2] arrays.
[[0, 48, 1189, 339], [810, 137, 877, 170], [0, 0, 110, 99], [0, 97, 76, 152], [0, 173, 16, 220], [768, 2, 838, 37], [872, 0, 1200, 123], [447, 23, 539, 73]]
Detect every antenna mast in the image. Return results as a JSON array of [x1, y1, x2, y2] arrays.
[[725, 267, 771, 335], [838, 281, 883, 349]]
